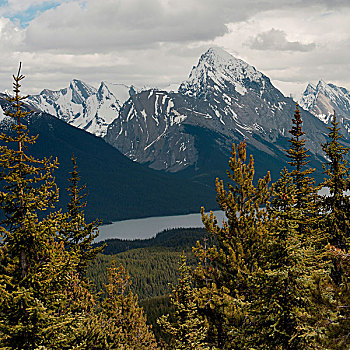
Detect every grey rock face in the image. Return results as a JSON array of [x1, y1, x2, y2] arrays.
[[105, 90, 197, 172]]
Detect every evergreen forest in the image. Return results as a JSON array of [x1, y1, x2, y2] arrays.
[[1, 67, 350, 349]]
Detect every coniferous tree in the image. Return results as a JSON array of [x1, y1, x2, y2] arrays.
[[193, 141, 271, 349], [318, 113, 350, 348], [286, 104, 318, 211], [322, 246, 350, 349], [0, 65, 82, 348], [258, 105, 327, 348], [158, 253, 212, 350], [321, 113, 350, 253], [254, 168, 323, 349], [59, 154, 102, 278]]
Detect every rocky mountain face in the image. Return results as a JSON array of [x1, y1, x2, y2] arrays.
[[27, 80, 137, 137], [105, 47, 335, 183], [300, 80, 350, 134]]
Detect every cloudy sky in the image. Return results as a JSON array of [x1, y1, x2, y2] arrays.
[[0, 0, 349, 98]]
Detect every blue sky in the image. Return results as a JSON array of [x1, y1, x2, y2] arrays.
[[7, 3, 61, 27], [1, 1, 62, 27]]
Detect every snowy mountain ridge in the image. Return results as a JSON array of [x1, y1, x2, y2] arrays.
[[300, 80, 350, 133], [26, 79, 137, 137]]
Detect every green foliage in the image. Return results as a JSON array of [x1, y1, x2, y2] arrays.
[[286, 104, 317, 209], [316, 113, 350, 348], [0, 65, 83, 348], [88, 246, 195, 300], [94, 227, 208, 255], [321, 113, 350, 252], [59, 154, 103, 278], [321, 247, 350, 349], [254, 168, 323, 349], [104, 263, 158, 349], [158, 253, 212, 350], [0, 67, 159, 350], [193, 140, 271, 349], [140, 295, 173, 341]]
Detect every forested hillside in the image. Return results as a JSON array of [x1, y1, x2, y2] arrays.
[[1, 69, 350, 349]]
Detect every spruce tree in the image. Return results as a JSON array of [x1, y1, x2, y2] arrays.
[[321, 113, 349, 253], [0, 65, 82, 348], [193, 140, 271, 349], [254, 168, 323, 349], [318, 113, 350, 348], [158, 253, 212, 350], [59, 154, 102, 278], [322, 246, 350, 349], [286, 104, 317, 210]]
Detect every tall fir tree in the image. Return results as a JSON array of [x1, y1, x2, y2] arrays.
[[59, 154, 102, 278], [318, 113, 350, 348], [0, 65, 83, 348], [193, 140, 271, 349], [158, 253, 212, 350], [254, 168, 324, 349], [260, 105, 329, 348], [321, 246, 350, 349], [321, 113, 350, 252], [286, 105, 312, 202]]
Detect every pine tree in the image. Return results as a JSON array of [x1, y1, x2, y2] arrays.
[[256, 105, 328, 348], [321, 113, 350, 253], [158, 253, 212, 350], [0, 65, 82, 348], [193, 140, 271, 349], [253, 168, 324, 349], [318, 113, 350, 348], [286, 104, 317, 211], [59, 154, 102, 278], [322, 246, 350, 349]]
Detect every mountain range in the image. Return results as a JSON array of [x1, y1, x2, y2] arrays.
[[2, 47, 350, 222]]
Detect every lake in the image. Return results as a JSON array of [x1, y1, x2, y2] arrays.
[[96, 210, 226, 242], [96, 187, 350, 242]]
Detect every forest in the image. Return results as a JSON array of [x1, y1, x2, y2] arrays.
[[0, 67, 350, 349]]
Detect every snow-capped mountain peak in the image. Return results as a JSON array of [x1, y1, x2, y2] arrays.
[[179, 47, 264, 98], [69, 79, 97, 102]]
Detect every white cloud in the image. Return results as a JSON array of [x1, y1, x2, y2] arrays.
[[0, 0, 349, 97], [248, 28, 316, 52], [213, 5, 350, 96]]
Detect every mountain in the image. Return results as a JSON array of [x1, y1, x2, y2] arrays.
[[24, 47, 350, 186], [27, 80, 137, 137], [300, 80, 350, 134], [105, 47, 337, 184], [0, 94, 217, 223]]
